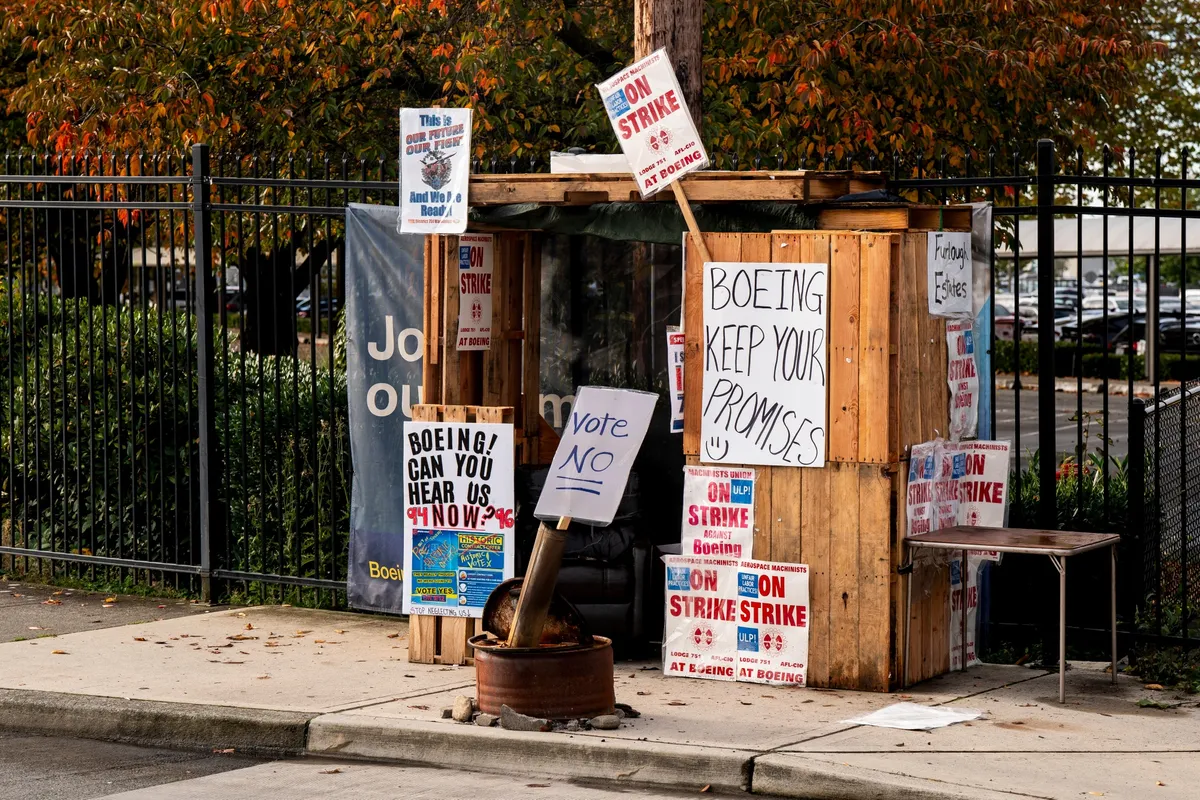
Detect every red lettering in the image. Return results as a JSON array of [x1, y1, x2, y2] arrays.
[[670, 595, 681, 617], [618, 117, 632, 140], [664, 89, 680, 113]]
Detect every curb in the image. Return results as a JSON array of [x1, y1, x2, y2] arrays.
[[0, 689, 313, 756], [751, 752, 1019, 800], [307, 713, 753, 793]]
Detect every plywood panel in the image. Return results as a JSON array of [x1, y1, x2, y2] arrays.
[[857, 235, 891, 463], [801, 466, 831, 687], [856, 463, 892, 692], [827, 462, 860, 688], [684, 233, 743, 456], [827, 235, 860, 461]]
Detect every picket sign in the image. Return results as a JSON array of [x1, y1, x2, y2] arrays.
[[927, 231, 973, 317], [456, 234, 494, 351], [398, 108, 471, 234], [700, 261, 829, 467], [534, 386, 658, 527], [680, 465, 755, 559], [667, 327, 686, 433], [400, 420, 515, 617]]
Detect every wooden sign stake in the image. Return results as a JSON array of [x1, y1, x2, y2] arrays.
[[671, 180, 712, 265], [507, 516, 572, 648]]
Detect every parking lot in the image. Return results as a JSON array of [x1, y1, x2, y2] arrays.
[[994, 386, 1130, 467]]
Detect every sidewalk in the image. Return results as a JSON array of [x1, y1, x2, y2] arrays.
[[1, 602, 1196, 799], [996, 375, 1161, 397]]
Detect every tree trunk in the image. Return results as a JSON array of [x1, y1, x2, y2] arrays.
[[634, 0, 703, 132]]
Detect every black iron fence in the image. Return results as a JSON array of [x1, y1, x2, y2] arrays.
[[0, 141, 1196, 648]]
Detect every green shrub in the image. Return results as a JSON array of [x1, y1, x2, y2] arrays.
[[1080, 352, 1146, 380], [1009, 449, 1129, 533], [0, 287, 350, 597], [1158, 353, 1200, 382]]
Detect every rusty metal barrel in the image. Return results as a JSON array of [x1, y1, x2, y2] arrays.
[[469, 635, 615, 720]]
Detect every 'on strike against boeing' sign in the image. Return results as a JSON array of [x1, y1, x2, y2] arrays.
[[596, 49, 708, 197], [700, 262, 828, 467]]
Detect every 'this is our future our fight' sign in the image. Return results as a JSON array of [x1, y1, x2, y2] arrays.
[[700, 262, 828, 467], [534, 386, 658, 526], [596, 49, 708, 197], [399, 108, 471, 234], [401, 422, 514, 617], [927, 231, 973, 317], [663, 556, 810, 686], [681, 465, 755, 559], [456, 234, 493, 351]]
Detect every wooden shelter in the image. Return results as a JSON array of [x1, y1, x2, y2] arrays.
[[414, 169, 970, 691]]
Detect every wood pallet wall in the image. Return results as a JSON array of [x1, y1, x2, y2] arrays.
[[681, 229, 954, 690]]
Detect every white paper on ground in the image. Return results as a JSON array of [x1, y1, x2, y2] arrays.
[[843, 702, 982, 730]]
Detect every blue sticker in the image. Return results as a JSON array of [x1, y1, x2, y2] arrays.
[[950, 560, 962, 586], [952, 453, 967, 479], [908, 460, 919, 481], [963, 329, 975, 354], [458, 245, 471, 270], [604, 89, 631, 117], [737, 626, 759, 652], [667, 566, 691, 591], [730, 479, 753, 504], [922, 455, 935, 480], [738, 572, 759, 598]]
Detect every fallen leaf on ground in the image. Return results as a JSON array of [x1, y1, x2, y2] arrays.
[[313, 639, 326, 644], [1145, 683, 1164, 690], [104, 597, 116, 603], [27, 626, 44, 631], [256, 675, 270, 680], [525, 784, 549, 789], [236, 612, 247, 618], [226, 634, 258, 641], [700, 785, 711, 793], [387, 633, 400, 639], [1088, 793, 1105, 797], [295, 630, 311, 635], [335, 629, 346, 634], [667, 701, 687, 706], [213, 748, 235, 754], [318, 768, 342, 775], [404, 675, 416, 678], [42, 599, 61, 605], [51, 650, 67, 655], [11, 594, 22, 598], [264, 642, 279, 648], [408, 705, 429, 710], [1157, 781, 1166, 786], [739, 701, 752, 705], [221, 660, 244, 665], [1137, 698, 1179, 710], [52, 591, 63, 596], [133, 637, 147, 642], [244, 623, 254, 630], [157, 605, 165, 609], [102, 604, 115, 608], [637, 691, 650, 696]]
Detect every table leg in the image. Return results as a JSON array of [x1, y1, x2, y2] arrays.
[[1058, 555, 1067, 703], [960, 550, 968, 672], [1111, 546, 1118, 685]]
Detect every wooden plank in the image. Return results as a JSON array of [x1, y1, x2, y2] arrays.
[[818, 207, 910, 231], [890, 470, 909, 687], [409, 616, 439, 664], [801, 466, 831, 687], [422, 236, 443, 402], [482, 234, 507, 407], [504, 235, 525, 409], [908, 206, 972, 231], [857, 234, 891, 463], [683, 232, 743, 456], [827, 462, 860, 689], [440, 235, 463, 404], [897, 234, 924, 454], [856, 463, 892, 692], [827, 234, 860, 461], [467, 171, 886, 206], [888, 237, 902, 463]]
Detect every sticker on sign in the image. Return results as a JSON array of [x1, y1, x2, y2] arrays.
[[596, 49, 709, 197], [534, 386, 658, 527]]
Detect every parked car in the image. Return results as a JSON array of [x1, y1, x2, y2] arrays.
[[1157, 316, 1200, 353], [296, 296, 341, 318]]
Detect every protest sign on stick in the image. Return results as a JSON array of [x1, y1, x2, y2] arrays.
[[398, 108, 471, 234]]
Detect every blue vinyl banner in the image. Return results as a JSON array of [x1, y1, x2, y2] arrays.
[[345, 203, 424, 613]]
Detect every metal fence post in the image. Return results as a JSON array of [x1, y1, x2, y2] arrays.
[[1127, 398, 1146, 624], [1036, 140, 1057, 528], [192, 143, 220, 602]]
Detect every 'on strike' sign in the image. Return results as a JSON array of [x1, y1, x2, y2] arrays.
[[596, 49, 708, 197]]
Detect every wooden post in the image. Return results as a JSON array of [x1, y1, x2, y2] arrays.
[[507, 517, 572, 648], [634, 0, 703, 131]]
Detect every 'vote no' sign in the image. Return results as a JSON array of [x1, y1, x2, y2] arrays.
[[534, 386, 658, 527]]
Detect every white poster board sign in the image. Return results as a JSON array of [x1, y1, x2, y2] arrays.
[[735, 560, 810, 686], [927, 231, 973, 317], [456, 233, 493, 351], [534, 386, 657, 526], [399, 108, 471, 234], [700, 262, 828, 467], [681, 466, 755, 559], [401, 421, 514, 617], [663, 556, 739, 681], [596, 49, 708, 197], [950, 555, 983, 671], [946, 319, 979, 440], [956, 440, 1011, 528]]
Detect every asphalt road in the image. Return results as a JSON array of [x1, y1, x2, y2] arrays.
[[0, 736, 751, 800], [994, 387, 1131, 466]]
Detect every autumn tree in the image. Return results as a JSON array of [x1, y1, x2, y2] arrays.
[[2, 0, 1163, 166]]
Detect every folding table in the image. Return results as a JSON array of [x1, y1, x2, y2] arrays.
[[904, 526, 1121, 703]]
